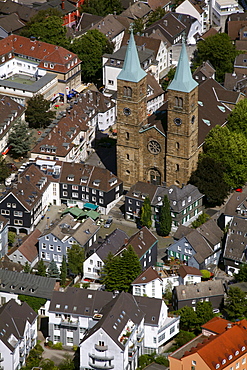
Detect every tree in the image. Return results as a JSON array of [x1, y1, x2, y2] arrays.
[[195, 33, 238, 82], [79, 0, 122, 16], [132, 18, 145, 35], [224, 286, 247, 320], [25, 95, 56, 129], [0, 156, 10, 183], [67, 244, 85, 276], [200, 269, 211, 280], [162, 67, 176, 91], [202, 125, 247, 188], [23, 262, 31, 273], [8, 231, 16, 246], [70, 30, 114, 83], [8, 119, 33, 159], [47, 260, 60, 279], [227, 99, 247, 138], [101, 246, 141, 292], [196, 301, 214, 326], [60, 255, 67, 286], [39, 359, 57, 370], [189, 157, 229, 206], [21, 9, 69, 48], [146, 7, 166, 27], [140, 196, 152, 228], [174, 330, 196, 347], [58, 354, 75, 370], [191, 212, 210, 228], [176, 306, 198, 331], [18, 295, 47, 313], [159, 195, 172, 236], [234, 264, 247, 282], [36, 259, 46, 277]]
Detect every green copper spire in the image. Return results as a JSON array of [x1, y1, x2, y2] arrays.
[[167, 41, 198, 93], [117, 30, 146, 83]]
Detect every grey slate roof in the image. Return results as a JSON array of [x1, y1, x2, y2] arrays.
[[92, 228, 128, 261], [134, 295, 162, 326], [0, 73, 57, 93], [185, 230, 213, 264], [224, 192, 247, 219], [196, 219, 223, 247], [0, 299, 37, 352], [49, 287, 114, 316], [0, 269, 57, 299], [175, 280, 225, 301], [223, 217, 247, 262], [82, 291, 145, 350]]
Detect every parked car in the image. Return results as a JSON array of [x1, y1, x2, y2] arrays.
[[104, 216, 113, 228]]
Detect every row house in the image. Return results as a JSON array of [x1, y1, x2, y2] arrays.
[[0, 34, 82, 104], [0, 95, 25, 155], [224, 192, 247, 227], [0, 269, 58, 315], [59, 162, 123, 215], [125, 181, 204, 229], [131, 266, 163, 299], [176, 0, 210, 33], [0, 299, 37, 370], [169, 318, 247, 370], [39, 213, 99, 268]]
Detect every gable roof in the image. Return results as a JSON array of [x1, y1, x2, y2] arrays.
[[185, 230, 213, 264], [0, 269, 58, 299], [178, 265, 202, 278], [121, 31, 162, 58], [0, 12, 25, 33], [224, 192, 247, 218], [132, 266, 162, 285], [11, 228, 41, 263], [0, 0, 38, 22], [0, 95, 25, 141], [223, 217, 247, 262], [89, 13, 125, 41], [119, 226, 157, 259], [91, 228, 128, 261], [120, 1, 151, 19], [175, 280, 225, 301], [118, 30, 147, 83], [196, 219, 223, 247], [201, 316, 232, 334], [0, 299, 37, 352]]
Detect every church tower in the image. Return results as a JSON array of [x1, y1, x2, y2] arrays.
[[166, 42, 199, 187], [116, 31, 147, 188]]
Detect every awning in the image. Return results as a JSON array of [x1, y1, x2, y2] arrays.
[[83, 203, 99, 210], [74, 84, 87, 93]]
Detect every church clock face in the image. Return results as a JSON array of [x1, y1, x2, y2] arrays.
[[174, 117, 182, 126], [123, 107, 131, 116], [148, 140, 161, 154]]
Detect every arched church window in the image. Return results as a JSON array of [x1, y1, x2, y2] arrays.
[[124, 86, 132, 97], [179, 97, 183, 107], [176, 164, 179, 172], [176, 142, 180, 149], [149, 168, 161, 185], [126, 132, 129, 140], [126, 170, 130, 175], [126, 154, 129, 160], [175, 96, 179, 106]]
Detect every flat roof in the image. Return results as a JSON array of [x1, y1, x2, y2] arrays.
[[0, 72, 57, 92]]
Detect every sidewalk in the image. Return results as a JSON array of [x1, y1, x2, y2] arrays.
[[38, 331, 74, 366]]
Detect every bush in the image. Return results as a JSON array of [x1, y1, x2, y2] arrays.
[[52, 342, 63, 350], [200, 269, 211, 279]]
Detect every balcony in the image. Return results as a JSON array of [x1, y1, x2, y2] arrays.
[[89, 353, 114, 361], [128, 347, 137, 360], [88, 360, 114, 369], [95, 344, 108, 351], [60, 318, 78, 327], [137, 329, 144, 342]]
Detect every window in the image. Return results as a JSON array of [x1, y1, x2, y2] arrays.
[[242, 358, 246, 364], [72, 192, 78, 198], [170, 326, 175, 334], [124, 86, 132, 97], [12, 203, 16, 208], [1, 210, 10, 215], [72, 185, 78, 190], [14, 219, 23, 225], [176, 164, 179, 172], [108, 80, 114, 85], [7, 203, 11, 207], [126, 132, 129, 140], [14, 211, 22, 217], [49, 245, 54, 251], [236, 362, 239, 369], [63, 184, 67, 189]]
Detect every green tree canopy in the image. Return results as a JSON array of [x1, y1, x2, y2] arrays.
[[159, 195, 172, 236], [234, 264, 247, 282], [0, 156, 10, 183], [26, 94, 56, 129], [18, 295, 47, 313], [140, 196, 152, 228], [175, 306, 198, 331], [162, 67, 176, 91], [47, 260, 60, 279], [174, 330, 196, 347], [101, 246, 141, 292], [21, 9, 69, 48], [70, 30, 114, 83], [191, 212, 210, 228], [24, 262, 31, 273], [200, 269, 211, 279], [80, 0, 122, 16], [224, 286, 247, 320], [146, 7, 166, 27], [195, 33, 238, 82], [195, 301, 214, 326], [8, 119, 33, 159], [132, 18, 145, 34], [189, 157, 229, 206], [202, 125, 247, 188], [36, 259, 46, 277], [67, 244, 85, 276], [227, 98, 247, 138]]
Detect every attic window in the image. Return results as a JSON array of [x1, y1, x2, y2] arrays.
[[235, 351, 239, 356], [73, 306, 77, 311], [109, 178, 117, 186], [202, 119, 211, 126], [228, 355, 232, 360], [242, 346, 246, 351], [65, 305, 68, 309], [67, 175, 74, 181], [50, 63, 54, 69], [188, 196, 191, 202], [44, 62, 48, 68], [152, 316, 155, 321], [173, 201, 176, 205], [218, 105, 226, 112], [215, 364, 220, 369], [93, 180, 100, 186], [56, 304, 60, 308], [88, 294, 92, 299], [10, 285, 15, 289], [222, 359, 226, 365], [169, 188, 173, 194], [85, 307, 89, 313], [198, 101, 203, 106]]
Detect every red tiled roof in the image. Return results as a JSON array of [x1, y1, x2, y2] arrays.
[[0, 34, 81, 74], [178, 265, 202, 278], [201, 317, 232, 335]]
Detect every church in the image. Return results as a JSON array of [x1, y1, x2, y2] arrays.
[[116, 31, 200, 189]]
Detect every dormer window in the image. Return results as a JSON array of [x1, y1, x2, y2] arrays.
[[182, 200, 185, 207], [93, 180, 101, 186], [1, 56, 5, 62], [50, 63, 54, 69], [81, 176, 88, 183], [67, 174, 74, 181], [44, 62, 48, 68], [109, 178, 117, 186]]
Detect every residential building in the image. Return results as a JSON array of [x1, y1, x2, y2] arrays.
[[0, 215, 8, 259], [125, 181, 204, 229], [0, 0, 38, 24], [132, 266, 163, 299], [223, 192, 247, 227], [39, 214, 99, 268], [0, 34, 82, 105], [178, 265, 202, 285], [172, 280, 225, 310], [0, 299, 38, 370], [135, 295, 180, 354], [8, 228, 41, 268], [169, 318, 247, 370], [59, 162, 123, 215], [223, 217, 247, 276], [116, 227, 158, 271], [83, 228, 128, 281], [0, 95, 25, 156], [193, 61, 216, 84], [211, 0, 244, 31], [175, 0, 210, 33], [0, 269, 58, 315]]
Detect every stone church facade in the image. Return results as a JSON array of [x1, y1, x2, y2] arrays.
[[116, 32, 199, 189]]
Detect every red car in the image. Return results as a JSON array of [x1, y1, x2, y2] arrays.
[[234, 187, 243, 193]]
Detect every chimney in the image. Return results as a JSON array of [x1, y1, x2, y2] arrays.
[[61, 0, 65, 9]]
